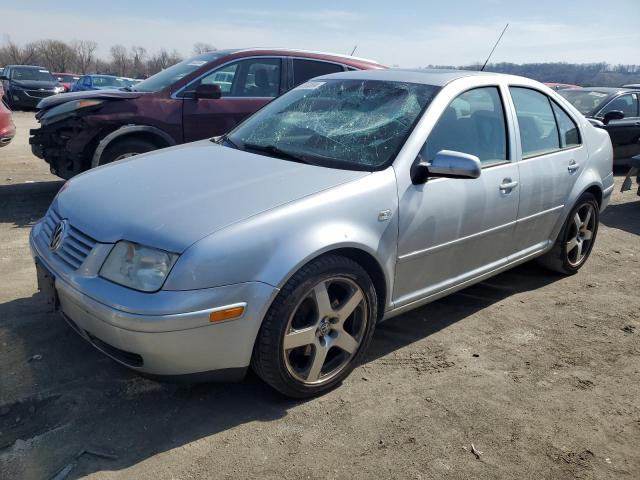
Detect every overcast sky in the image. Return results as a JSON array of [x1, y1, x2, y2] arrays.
[[1, 0, 638, 66]]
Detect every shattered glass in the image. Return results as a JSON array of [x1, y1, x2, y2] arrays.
[[228, 79, 440, 170]]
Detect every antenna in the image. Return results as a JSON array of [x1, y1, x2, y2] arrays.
[[350, 45, 358, 56], [481, 23, 509, 71]]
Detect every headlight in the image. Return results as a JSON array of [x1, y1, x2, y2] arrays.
[[39, 99, 104, 125], [53, 86, 65, 94], [100, 241, 178, 292]]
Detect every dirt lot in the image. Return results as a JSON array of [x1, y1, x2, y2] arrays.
[[1, 111, 639, 480]]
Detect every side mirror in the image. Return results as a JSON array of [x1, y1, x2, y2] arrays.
[[194, 83, 222, 100], [0, 75, 8, 81], [602, 110, 624, 125], [411, 150, 481, 184]]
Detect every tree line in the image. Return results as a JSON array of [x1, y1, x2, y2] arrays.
[[3, 37, 639, 86], [0, 38, 217, 78], [427, 62, 640, 87]]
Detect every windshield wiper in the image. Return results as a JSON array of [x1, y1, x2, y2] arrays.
[[242, 143, 318, 165], [213, 134, 240, 149]]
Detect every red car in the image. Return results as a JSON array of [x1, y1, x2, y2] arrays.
[[54, 73, 81, 92], [0, 87, 16, 147], [544, 82, 581, 91], [31, 49, 386, 179]]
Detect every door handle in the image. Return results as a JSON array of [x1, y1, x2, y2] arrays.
[[499, 179, 519, 192], [568, 161, 580, 173]]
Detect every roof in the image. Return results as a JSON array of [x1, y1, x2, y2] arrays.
[[317, 68, 496, 86], [234, 47, 383, 66], [4, 65, 48, 69], [571, 86, 637, 94]]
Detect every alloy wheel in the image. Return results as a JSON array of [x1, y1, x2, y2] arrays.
[[566, 202, 596, 267], [283, 276, 368, 385]]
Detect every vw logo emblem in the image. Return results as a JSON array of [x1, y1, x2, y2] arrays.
[[49, 220, 68, 252]]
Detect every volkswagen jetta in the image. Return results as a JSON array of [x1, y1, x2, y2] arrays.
[[30, 69, 614, 397]]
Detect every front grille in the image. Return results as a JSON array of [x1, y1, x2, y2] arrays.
[[25, 89, 53, 98], [41, 209, 96, 270]]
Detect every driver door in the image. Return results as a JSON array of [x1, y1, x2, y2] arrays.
[[394, 86, 520, 306], [181, 57, 284, 142]]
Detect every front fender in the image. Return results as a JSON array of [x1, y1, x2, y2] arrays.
[[164, 168, 399, 310], [91, 124, 176, 168]]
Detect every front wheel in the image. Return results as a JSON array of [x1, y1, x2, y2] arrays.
[[538, 192, 599, 274], [98, 138, 157, 167], [252, 255, 377, 398]]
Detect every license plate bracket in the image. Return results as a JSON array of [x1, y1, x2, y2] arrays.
[[36, 259, 59, 311]]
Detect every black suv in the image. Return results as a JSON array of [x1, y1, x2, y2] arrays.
[[0, 65, 63, 110]]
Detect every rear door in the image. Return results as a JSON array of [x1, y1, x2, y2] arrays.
[[181, 57, 284, 142], [598, 93, 640, 160], [507, 87, 585, 255]]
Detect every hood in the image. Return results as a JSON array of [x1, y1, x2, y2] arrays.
[[54, 141, 369, 252], [13, 79, 58, 90], [37, 89, 144, 109]]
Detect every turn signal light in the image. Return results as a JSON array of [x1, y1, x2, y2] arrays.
[[209, 306, 245, 322]]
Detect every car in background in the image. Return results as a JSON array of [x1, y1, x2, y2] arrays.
[[30, 48, 386, 179], [30, 69, 613, 396], [54, 73, 81, 92], [559, 87, 640, 165], [0, 65, 64, 109], [622, 84, 640, 88], [71, 74, 127, 92], [544, 82, 580, 91], [0, 94, 16, 147]]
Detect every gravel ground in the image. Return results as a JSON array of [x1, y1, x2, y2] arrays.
[[1, 111, 639, 480]]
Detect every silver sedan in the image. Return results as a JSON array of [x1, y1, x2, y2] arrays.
[[30, 69, 614, 397]]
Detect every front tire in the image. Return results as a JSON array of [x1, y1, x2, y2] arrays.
[[252, 254, 377, 398], [538, 192, 599, 274], [98, 138, 157, 167]]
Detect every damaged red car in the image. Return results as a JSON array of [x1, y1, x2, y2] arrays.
[[0, 86, 16, 147], [30, 49, 385, 179]]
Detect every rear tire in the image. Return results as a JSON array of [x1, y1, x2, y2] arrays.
[[98, 138, 157, 166], [252, 254, 377, 398], [538, 192, 599, 275]]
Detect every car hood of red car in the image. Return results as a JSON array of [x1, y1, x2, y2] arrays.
[[37, 89, 145, 110]]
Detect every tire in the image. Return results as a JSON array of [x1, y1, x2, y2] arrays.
[[538, 192, 599, 275], [252, 254, 378, 398], [98, 138, 157, 166]]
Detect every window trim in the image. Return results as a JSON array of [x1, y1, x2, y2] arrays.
[[423, 84, 512, 169], [509, 85, 585, 161], [595, 92, 640, 119], [172, 56, 285, 100]]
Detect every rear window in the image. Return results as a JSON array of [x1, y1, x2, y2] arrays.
[[292, 59, 344, 87]]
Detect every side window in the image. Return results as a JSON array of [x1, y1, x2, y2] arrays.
[[551, 102, 581, 148], [181, 58, 281, 98], [424, 86, 508, 165], [237, 58, 281, 97], [83, 77, 92, 87], [292, 59, 344, 87], [510, 87, 560, 158], [600, 94, 637, 118], [199, 62, 238, 94]]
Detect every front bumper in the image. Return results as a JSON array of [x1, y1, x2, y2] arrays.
[[8, 88, 55, 108], [30, 228, 278, 379]]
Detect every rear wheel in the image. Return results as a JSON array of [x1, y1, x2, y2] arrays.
[[538, 192, 599, 274], [252, 254, 377, 398], [98, 138, 157, 166]]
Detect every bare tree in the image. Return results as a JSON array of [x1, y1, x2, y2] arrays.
[[71, 40, 98, 73], [130, 46, 147, 78], [1, 36, 39, 65], [37, 40, 77, 72], [193, 42, 215, 55], [110, 44, 129, 76]]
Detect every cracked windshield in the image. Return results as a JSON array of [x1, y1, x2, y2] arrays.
[[227, 79, 439, 170]]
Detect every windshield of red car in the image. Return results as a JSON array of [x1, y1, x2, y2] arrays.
[[12, 68, 56, 82], [132, 52, 227, 93], [227, 79, 439, 171], [558, 90, 610, 115]]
